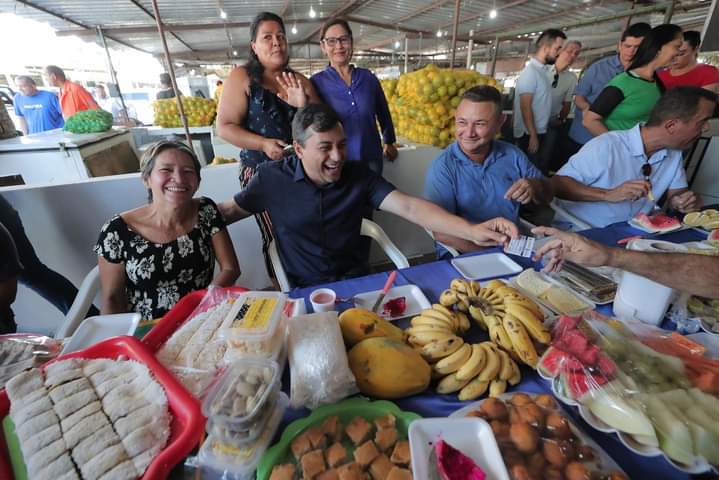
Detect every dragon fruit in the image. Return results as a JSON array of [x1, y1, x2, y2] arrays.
[[435, 439, 485, 480]]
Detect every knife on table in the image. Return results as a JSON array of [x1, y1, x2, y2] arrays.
[[372, 271, 398, 313]]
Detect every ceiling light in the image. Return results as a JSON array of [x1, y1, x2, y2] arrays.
[[190, 69, 196, 76], [309, 5, 316, 18], [489, 9, 497, 19], [232, 50, 238, 56], [175, 62, 184, 67], [436, 29, 442, 37], [219, 9, 227, 19], [291, 24, 298, 35]]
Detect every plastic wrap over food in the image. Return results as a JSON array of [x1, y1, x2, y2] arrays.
[[157, 286, 241, 397], [460, 392, 627, 480], [538, 311, 719, 471], [288, 312, 358, 409], [0, 334, 62, 387]]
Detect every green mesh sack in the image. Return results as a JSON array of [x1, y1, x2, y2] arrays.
[[63, 109, 114, 133]]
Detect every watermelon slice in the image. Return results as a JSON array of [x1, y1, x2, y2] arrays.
[[555, 329, 589, 357], [435, 439, 486, 480], [552, 315, 581, 337], [538, 347, 584, 377], [561, 370, 609, 401], [632, 212, 681, 233], [597, 353, 617, 377], [708, 230, 719, 248]]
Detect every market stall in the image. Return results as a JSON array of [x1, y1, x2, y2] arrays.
[[0, 128, 139, 186]]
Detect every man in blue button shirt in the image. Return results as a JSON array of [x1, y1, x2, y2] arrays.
[[219, 103, 519, 287], [424, 86, 554, 258], [568, 23, 650, 150], [13, 76, 64, 135], [553, 86, 713, 228]]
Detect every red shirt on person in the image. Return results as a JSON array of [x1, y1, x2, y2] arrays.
[[59, 80, 99, 118], [657, 63, 719, 90]]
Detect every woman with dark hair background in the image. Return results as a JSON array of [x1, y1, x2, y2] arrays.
[[583, 24, 683, 137], [215, 12, 320, 277], [658, 31, 719, 93], [310, 18, 398, 175]]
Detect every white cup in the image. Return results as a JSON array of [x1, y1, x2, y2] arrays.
[[310, 288, 337, 313]]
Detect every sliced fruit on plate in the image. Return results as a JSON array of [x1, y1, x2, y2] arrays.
[[708, 230, 719, 248], [585, 386, 657, 440], [538, 346, 583, 377], [644, 396, 695, 466], [684, 212, 704, 227], [632, 212, 681, 233]]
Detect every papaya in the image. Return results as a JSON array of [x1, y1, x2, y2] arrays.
[[347, 337, 431, 399], [338, 308, 405, 347]]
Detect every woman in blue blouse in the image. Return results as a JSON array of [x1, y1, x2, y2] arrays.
[[311, 19, 398, 175]]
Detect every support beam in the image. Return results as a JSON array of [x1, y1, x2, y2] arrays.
[[128, 0, 195, 52], [300, 0, 374, 43], [490, 36, 500, 76], [150, 0, 193, 151], [664, 0, 676, 23], [12, 0, 152, 54], [96, 27, 129, 121], [395, 0, 452, 23], [438, 0, 531, 30], [404, 36, 409, 73], [449, 0, 461, 68], [466, 30, 474, 69]]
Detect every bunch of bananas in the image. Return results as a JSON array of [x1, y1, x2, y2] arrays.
[[404, 304, 520, 400], [439, 278, 550, 367]]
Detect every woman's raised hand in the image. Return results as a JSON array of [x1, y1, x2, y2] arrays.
[[276, 71, 308, 108], [262, 138, 288, 161]]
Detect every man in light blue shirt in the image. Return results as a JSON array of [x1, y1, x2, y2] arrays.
[[13, 76, 64, 135], [426, 86, 554, 258], [553, 87, 714, 228], [568, 23, 650, 148], [513, 29, 566, 173]]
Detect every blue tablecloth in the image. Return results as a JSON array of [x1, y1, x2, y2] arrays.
[[281, 222, 709, 480]]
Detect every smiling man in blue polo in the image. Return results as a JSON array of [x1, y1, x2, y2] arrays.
[[424, 85, 554, 258]]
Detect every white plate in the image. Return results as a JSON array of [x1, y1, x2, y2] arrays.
[[353, 284, 431, 321], [409, 417, 509, 480], [451, 253, 522, 281], [450, 392, 626, 476], [62, 313, 141, 354]]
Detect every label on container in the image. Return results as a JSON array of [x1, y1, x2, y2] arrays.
[[230, 297, 279, 331]]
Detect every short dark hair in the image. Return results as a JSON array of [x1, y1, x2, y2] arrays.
[[292, 104, 341, 146], [246, 12, 288, 84], [460, 85, 502, 114], [159, 73, 171, 86], [320, 18, 353, 41], [536, 29, 567, 48], [45, 65, 66, 81], [628, 24, 683, 70], [15, 76, 35, 86], [683, 30, 701, 50], [621, 22, 651, 42], [140, 140, 201, 202], [646, 86, 717, 127]]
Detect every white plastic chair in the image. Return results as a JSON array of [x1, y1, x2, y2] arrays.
[[55, 265, 101, 339], [550, 199, 594, 231], [268, 218, 410, 292]]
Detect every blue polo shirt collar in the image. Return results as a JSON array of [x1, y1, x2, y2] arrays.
[[451, 141, 503, 171], [609, 54, 623, 70], [292, 155, 307, 182], [628, 124, 668, 165]]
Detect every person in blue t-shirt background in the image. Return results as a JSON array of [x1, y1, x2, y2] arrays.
[[13, 76, 64, 135]]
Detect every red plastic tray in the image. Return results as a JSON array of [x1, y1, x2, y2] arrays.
[[0, 335, 204, 480], [142, 286, 248, 352]]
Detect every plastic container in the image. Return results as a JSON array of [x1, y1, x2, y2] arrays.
[[199, 392, 288, 479], [0, 335, 204, 480], [206, 389, 279, 447], [202, 358, 280, 430], [224, 316, 286, 362], [219, 292, 287, 357]]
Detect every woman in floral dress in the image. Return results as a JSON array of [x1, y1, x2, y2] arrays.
[[94, 140, 240, 320]]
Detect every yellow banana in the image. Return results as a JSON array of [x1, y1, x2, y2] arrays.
[[469, 281, 482, 297], [432, 303, 457, 322], [477, 343, 501, 381], [489, 379, 508, 398], [458, 377, 490, 401], [497, 348, 514, 381], [484, 280, 505, 291], [505, 303, 551, 344], [489, 323, 514, 353], [410, 315, 454, 329], [439, 289, 459, 307], [436, 373, 472, 394], [456, 292, 470, 312], [456, 344, 487, 381], [507, 357, 521, 386], [420, 336, 464, 362], [495, 286, 524, 299], [450, 278, 469, 293], [434, 343, 472, 375], [456, 312, 471, 333], [502, 313, 539, 367], [405, 325, 454, 337], [504, 296, 543, 317], [419, 310, 454, 329], [408, 330, 456, 346]]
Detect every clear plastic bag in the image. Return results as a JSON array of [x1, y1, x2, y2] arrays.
[[667, 293, 702, 334], [288, 312, 358, 409], [539, 311, 719, 471], [0, 334, 62, 387]]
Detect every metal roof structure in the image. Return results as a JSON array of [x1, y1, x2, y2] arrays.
[[0, 0, 714, 72]]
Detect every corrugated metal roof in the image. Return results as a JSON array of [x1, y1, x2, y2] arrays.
[[0, 0, 712, 66]]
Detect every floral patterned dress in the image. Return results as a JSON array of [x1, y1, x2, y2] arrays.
[[94, 197, 225, 320]]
